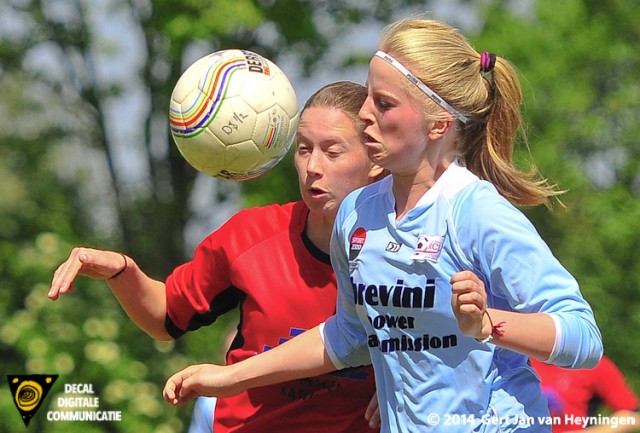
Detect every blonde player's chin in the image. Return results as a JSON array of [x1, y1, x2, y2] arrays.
[[365, 148, 385, 164]]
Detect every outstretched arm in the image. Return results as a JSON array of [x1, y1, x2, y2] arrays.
[[163, 326, 335, 405], [48, 247, 171, 340]]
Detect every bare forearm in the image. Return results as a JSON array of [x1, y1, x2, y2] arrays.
[[108, 257, 171, 341], [452, 270, 601, 366], [486, 309, 555, 360], [163, 326, 338, 404], [229, 326, 336, 392]]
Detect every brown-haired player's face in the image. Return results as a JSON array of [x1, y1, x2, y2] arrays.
[[294, 106, 378, 219]]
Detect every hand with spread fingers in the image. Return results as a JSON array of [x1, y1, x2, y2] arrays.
[[47, 245, 169, 340], [48, 247, 128, 300]]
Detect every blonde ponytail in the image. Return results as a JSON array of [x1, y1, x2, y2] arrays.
[[379, 18, 563, 207]]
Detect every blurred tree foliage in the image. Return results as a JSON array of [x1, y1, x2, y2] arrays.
[[473, 0, 640, 391], [0, 0, 424, 432], [0, 0, 638, 432]]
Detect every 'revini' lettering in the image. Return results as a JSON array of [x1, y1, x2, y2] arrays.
[[351, 278, 435, 309]]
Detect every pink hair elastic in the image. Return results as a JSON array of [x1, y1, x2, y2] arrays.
[[480, 52, 496, 73]]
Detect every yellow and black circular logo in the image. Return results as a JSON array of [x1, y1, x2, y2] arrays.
[[7, 374, 58, 427]]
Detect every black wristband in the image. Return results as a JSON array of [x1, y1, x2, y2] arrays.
[[108, 253, 128, 280]]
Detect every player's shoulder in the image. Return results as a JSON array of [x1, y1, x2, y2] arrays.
[[233, 201, 299, 221], [453, 177, 502, 206], [595, 355, 621, 374], [219, 201, 304, 238], [342, 177, 391, 212], [450, 178, 521, 223]]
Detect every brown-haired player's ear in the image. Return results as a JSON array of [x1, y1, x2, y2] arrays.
[[368, 164, 388, 182]]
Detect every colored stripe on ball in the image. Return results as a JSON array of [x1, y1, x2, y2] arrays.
[[170, 56, 246, 137]]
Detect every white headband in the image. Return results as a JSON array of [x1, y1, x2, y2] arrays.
[[374, 50, 468, 124]]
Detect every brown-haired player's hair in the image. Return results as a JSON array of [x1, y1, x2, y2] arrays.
[[303, 80, 368, 135]]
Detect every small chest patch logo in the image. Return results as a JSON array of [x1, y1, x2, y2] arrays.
[[411, 235, 444, 263], [385, 242, 401, 253]]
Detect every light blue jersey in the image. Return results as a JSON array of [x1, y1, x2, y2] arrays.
[[322, 162, 602, 432], [188, 397, 216, 433]]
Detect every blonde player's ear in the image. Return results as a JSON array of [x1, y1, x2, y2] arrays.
[[427, 112, 454, 141]]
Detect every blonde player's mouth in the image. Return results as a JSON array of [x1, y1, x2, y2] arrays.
[[363, 130, 381, 147]]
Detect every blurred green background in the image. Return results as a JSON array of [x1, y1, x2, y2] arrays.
[[1, 0, 638, 432]]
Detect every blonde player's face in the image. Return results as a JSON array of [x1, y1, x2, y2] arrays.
[[294, 106, 379, 219], [359, 56, 432, 175]]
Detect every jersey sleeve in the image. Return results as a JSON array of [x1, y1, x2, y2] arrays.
[[593, 356, 639, 412], [454, 182, 602, 369], [164, 213, 245, 339], [322, 192, 372, 369]]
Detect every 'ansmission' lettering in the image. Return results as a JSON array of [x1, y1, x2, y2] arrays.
[[368, 333, 458, 352]]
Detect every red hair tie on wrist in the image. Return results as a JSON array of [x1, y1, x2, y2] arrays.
[[477, 310, 506, 344]]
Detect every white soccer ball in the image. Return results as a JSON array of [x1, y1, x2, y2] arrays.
[[169, 49, 299, 180]]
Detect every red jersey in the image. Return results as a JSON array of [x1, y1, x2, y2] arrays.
[[165, 201, 376, 433], [531, 357, 639, 432]]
